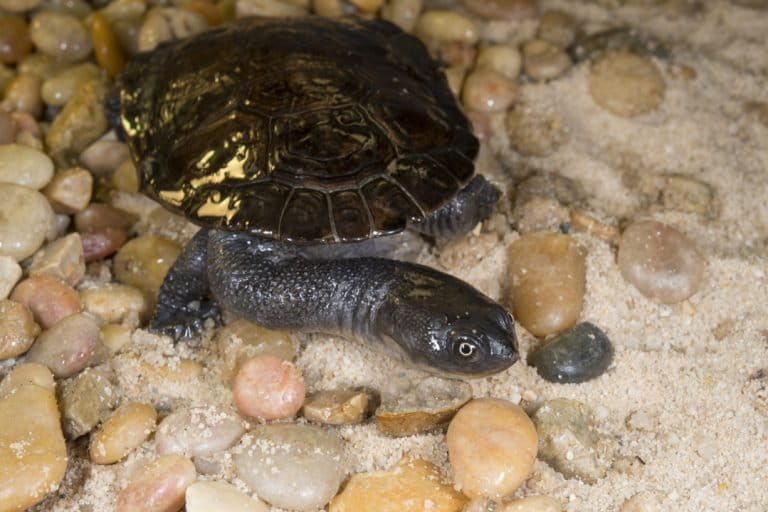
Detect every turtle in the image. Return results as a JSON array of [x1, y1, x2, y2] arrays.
[[112, 15, 519, 377]]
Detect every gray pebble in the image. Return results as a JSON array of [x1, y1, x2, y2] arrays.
[[528, 322, 613, 383]]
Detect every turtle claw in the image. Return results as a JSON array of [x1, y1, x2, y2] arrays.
[[150, 299, 221, 340]]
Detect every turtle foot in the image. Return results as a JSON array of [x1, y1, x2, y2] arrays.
[[150, 298, 221, 340]]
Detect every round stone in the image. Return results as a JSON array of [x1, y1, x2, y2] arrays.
[[235, 424, 346, 511], [617, 219, 706, 303], [1, 72, 43, 117], [447, 398, 538, 499], [116, 455, 197, 512], [415, 10, 478, 46], [0, 362, 54, 397], [232, 355, 306, 421], [522, 39, 572, 81], [41, 62, 103, 108], [0, 299, 39, 359], [90, 402, 158, 464], [10, 275, 81, 329], [507, 232, 586, 337], [588, 50, 666, 117], [74, 202, 135, 232], [80, 283, 148, 324], [154, 405, 247, 457], [537, 10, 577, 48], [528, 322, 614, 383], [476, 44, 522, 80], [0, 15, 32, 64], [25, 312, 99, 378], [0, 256, 21, 300], [461, 69, 518, 113], [113, 234, 181, 302], [0, 144, 53, 190], [216, 319, 297, 382], [381, 0, 423, 32], [29, 11, 93, 61], [506, 105, 566, 157]]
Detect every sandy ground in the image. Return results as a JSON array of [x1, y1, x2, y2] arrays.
[[28, 1, 768, 511]]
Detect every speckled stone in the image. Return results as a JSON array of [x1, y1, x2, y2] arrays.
[[528, 322, 614, 383]]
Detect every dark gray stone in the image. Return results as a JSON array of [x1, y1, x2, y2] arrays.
[[528, 322, 613, 383]]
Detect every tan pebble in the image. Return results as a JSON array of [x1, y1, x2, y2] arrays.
[[617, 220, 705, 303], [507, 233, 586, 337], [46, 79, 108, 166], [81, 283, 148, 324], [381, 0, 422, 31], [476, 44, 522, 80], [17, 53, 67, 80], [444, 65, 466, 97], [138, 7, 208, 53], [0, 362, 53, 397], [506, 106, 566, 157], [79, 137, 131, 177], [569, 210, 620, 243], [99, 323, 132, 354], [415, 10, 478, 46], [499, 496, 562, 512], [74, 202, 135, 232], [25, 312, 99, 378], [41, 62, 103, 107], [1, 72, 43, 117], [233, 355, 306, 420], [238, 0, 307, 18], [589, 50, 665, 117], [329, 458, 467, 512], [537, 10, 576, 48], [11, 275, 81, 329], [81, 227, 129, 262], [112, 159, 139, 192], [461, 0, 537, 20], [155, 405, 247, 457], [186, 481, 268, 512], [0, 255, 22, 299], [619, 491, 666, 512], [0, 15, 32, 64], [0, 384, 67, 512], [91, 12, 126, 78], [217, 319, 296, 382], [29, 233, 86, 286], [116, 455, 197, 512], [181, 0, 224, 26], [462, 69, 518, 113], [90, 402, 157, 464], [29, 11, 92, 61], [113, 234, 181, 302], [522, 39, 572, 81], [44, 167, 93, 214], [0, 299, 39, 359], [60, 368, 117, 439], [447, 398, 538, 499], [303, 389, 370, 425]]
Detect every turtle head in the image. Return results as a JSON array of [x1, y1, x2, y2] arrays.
[[378, 267, 518, 377]]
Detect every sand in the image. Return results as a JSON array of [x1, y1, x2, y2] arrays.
[[17, 1, 768, 511]]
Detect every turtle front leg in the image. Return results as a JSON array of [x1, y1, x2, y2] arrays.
[[151, 229, 220, 338], [410, 175, 501, 239]]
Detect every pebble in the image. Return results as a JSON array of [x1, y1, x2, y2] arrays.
[[329, 458, 467, 512], [462, 69, 518, 113], [217, 319, 297, 381], [476, 44, 522, 80], [0, 0, 41, 12], [588, 50, 665, 117], [59, 368, 117, 439], [112, 159, 139, 192], [233, 355, 306, 420], [0, 143, 54, 190], [25, 312, 99, 378], [506, 105, 566, 157], [113, 234, 181, 302], [444, 65, 466, 98], [531, 398, 614, 483], [45, 79, 108, 166], [461, 0, 537, 20], [0, 383, 67, 511], [181, 0, 223, 26], [522, 39, 572, 81], [137, 7, 208, 53], [74, 202, 135, 232], [80, 283, 148, 324], [29, 11, 93, 61], [43, 166, 94, 214], [376, 374, 472, 436], [528, 322, 614, 383], [79, 137, 131, 177], [10, 275, 81, 329], [0, 255, 22, 299], [116, 454, 197, 512], [537, 10, 576, 48], [0, 184, 56, 260], [235, 424, 346, 511], [659, 174, 716, 217], [447, 398, 538, 499], [1, 72, 43, 117], [41, 62, 103, 107], [415, 10, 478, 47], [0, 299, 39, 359], [82, 227, 130, 262], [617, 219, 705, 303], [17, 53, 66, 80], [381, 0, 422, 31], [238, 0, 308, 18], [0, 112, 15, 144], [186, 481, 268, 512], [500, 496, 563, 512], [0, 362, 54, 396], [90, 402, 158, 464], [91, 11, 126, 78], [99, 323, 132, 354], [29, 232, 85, 286], [507, 232, 586, 337], [303, 389, 371, 425], [155, 405, 247, 457], [0, 15, 32, 64]]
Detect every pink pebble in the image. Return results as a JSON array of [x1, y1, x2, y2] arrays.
[[10, 275, 81, 328], [233, 355, 305, 421], [116, 455, 196, 512]]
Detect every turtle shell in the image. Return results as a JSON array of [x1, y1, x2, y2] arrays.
[[117, 16, 479, 243]]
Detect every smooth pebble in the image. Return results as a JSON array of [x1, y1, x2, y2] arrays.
[[589, 50, 665, 117], [29, 11, 93, 61], [0, 299, 39, 359], [1, 72, 43, 117], [617, 220, 705, 303], [0, 183, 55, 261], [82, 228, 130, 262], [0, 15, 32, 64], [91, 11, 126, 77], [507, 232, 586, 337], [155, 405, 247, 457], [506, 106, 566, 157], [216, 319, 297, 382], [415, 10, 478, 46], [41, 62, 103, 107], [522, 39, 572, 81], [137, 7, 208, 53], [43, 166, 94, 214], [447, 398, 538, 499], [186, 481, 268, 512], [0, 255, 22, 299], [10, 275, 81, 329], [235, 424, 346, 511], [25, 312, 99, 378], [476, 44, 522, 80], [233, 355, 306, 420], [116, 455, 196, 512], [537, 10, 576, 48], [462, 69, 518, 113], [74, 202, 135, 232], [528, 322, 614, 383], [79, 137, 131, 177], [381, 0, 422, 31], [59, 368, 118, 439], [90, 402, 157, 464], [80, 283, 148, 324], [29, 232, 85, 286], [0, 362, 54, 396], [113, 234, 181, 302], [303, 389, 371, 425]]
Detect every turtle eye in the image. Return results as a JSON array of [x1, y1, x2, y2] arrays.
[[453, 337, 480, 360], [459, 342, 476, 357]]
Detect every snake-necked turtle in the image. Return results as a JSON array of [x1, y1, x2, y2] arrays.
[[113, 16, 518, 376]]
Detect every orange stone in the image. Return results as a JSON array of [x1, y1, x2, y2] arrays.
[[91, 12, 126, 78]]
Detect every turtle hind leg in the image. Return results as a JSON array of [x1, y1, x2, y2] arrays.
[[150, 229, 220, 339], [410, 175, 501, 239]]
